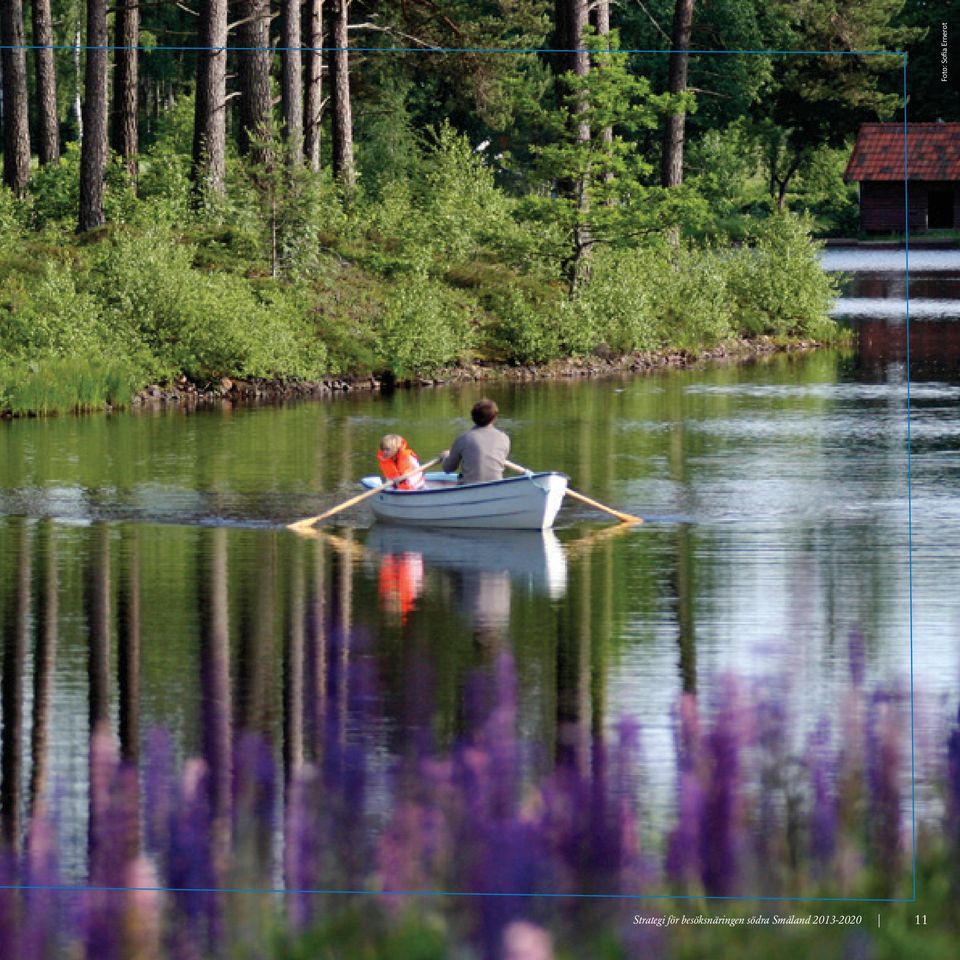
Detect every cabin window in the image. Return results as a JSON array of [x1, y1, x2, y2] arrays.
[[928, 186, 955, 229]]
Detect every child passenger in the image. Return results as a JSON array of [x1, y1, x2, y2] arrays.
[[377, 434, 426, 490]]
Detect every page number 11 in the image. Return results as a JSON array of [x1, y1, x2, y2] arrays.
[[915, 915, 927, 925]]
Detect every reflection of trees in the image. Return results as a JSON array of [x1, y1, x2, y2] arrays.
[[305, 537, 328, 763], [556, 548, 591, 772], [1, 520, 30, 849], [671, 525, 697, 695], [118, 526, 141, 762], [86, 523, 113, 883], [334, 531, 353, 748], [284, 542, 305, 779], [668, 407, 697, 695], [238, 533, 276, 733], [201, 526, 233, 863], [30, 520, 58, 818], [86, 523, 111, 730]]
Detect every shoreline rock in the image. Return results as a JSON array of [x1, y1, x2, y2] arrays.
[[128, 336, 829, 411]]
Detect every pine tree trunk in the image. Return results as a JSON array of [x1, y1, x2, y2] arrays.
[[237, 0, 273, 164], [31, 0, 60, 165], [554, 0, 591, 293], [112, 0, 139, 176], [661, 0, 695, 188], [79, 0, 108, 232], [1, 0, 32, 195], [592, 0, 612, 160], [282, 0, 304, 165], [192, 0, 229, 197], [330, 0, 354, 191], [303, 0, 324, 171], [73, 20, 83, 140]]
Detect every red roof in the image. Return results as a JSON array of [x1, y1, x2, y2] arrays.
[[844, 123, 960, 182]]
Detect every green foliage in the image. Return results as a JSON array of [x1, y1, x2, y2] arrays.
[[377, 272, 475, 376], [82, 229, 328, 381], [726, 214, 841, 338], [572, 248, 662, 353], [356, 80, 422, 195], [0, 187, 26, 254], [418, 122, 516, 263], [487, 288, 565, 364], [0, 357, 138, 416], [0, 263, 116, 360], [29, 141, 82, 226], [791, 146, 861, 236]]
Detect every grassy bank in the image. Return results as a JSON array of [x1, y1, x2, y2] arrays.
[[0, 135, 843, 417]]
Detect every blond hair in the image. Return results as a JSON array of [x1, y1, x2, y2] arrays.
[[379, 434, 403, 456]]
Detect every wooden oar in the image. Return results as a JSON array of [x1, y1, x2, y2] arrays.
[[504, 459, 643, 525], [287, 457, 441, 532]]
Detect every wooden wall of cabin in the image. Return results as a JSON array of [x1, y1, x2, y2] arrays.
[[858, 181, 929, 232], [858, 180, 960, 232]]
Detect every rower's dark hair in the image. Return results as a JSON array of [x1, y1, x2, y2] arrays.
[[471, 398, 498, 427]]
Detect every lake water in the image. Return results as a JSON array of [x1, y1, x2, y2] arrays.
[[1, 246, 958, 883]]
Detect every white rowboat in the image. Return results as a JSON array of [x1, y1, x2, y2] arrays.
[[359, 471, 568, 530], [364, 526, 568, 598]]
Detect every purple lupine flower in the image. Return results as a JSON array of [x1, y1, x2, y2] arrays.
[[87, 724, 120, 889], [666, 693, 702, 890], [676, 692, 700, 773], [0, 849, 22, 960], [699, 681, 743, 897], [752, 679, 789, 891], [665, 769, 703, 890], [480, 654, 520, 820], [144, 728, 174, 857], [866, 692, 902, 890], [611, 718, 645, 892], [476, 819, 546, 956], [232, 731, 277, 881], [23, 813, 63, 960], [946, 704, 960, 845], [166, 758, 215, 960], [807, 721, 837, 875], [284, 764, 320, 930]]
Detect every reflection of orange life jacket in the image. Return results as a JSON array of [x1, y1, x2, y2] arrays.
[[377, 439, 426, 490], [378, 552, 424, 624]]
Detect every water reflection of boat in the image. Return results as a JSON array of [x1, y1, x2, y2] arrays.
[[359, 472, 568, 530], [364, 526, 568, 601]]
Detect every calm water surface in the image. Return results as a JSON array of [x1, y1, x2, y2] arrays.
[[1, 246, 958, 879]]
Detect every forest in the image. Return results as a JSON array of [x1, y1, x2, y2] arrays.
[[0, 0, 947, 413]]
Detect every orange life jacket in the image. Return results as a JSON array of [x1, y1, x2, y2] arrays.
[[377, 439, 425, 490], [378, 552, 424, 624]]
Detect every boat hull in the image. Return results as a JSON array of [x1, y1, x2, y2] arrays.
[[364, 526, 568, 599], [359, 472, 568, 530]]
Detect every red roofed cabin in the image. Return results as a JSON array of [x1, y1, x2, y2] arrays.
[[844, 123, 960, 233]]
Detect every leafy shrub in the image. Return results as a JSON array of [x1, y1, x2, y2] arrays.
[[136, 145, 193, 224], [29, 142, 82, 226], [725, 214, 840, 339], [0, 186, 27, 252], [651, 245, 735, 349], [377, 273, 474, 376], [792, 145, 860, 236], [82, 229, 327, 381], [0, 265, 119, 361], [487, 288, 562, 364], [572, 248, 660, 353]]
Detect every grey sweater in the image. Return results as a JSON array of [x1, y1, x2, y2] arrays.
[[442, 424, 511, 484]]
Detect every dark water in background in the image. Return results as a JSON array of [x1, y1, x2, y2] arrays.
[[1, 246, 958, 876]]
